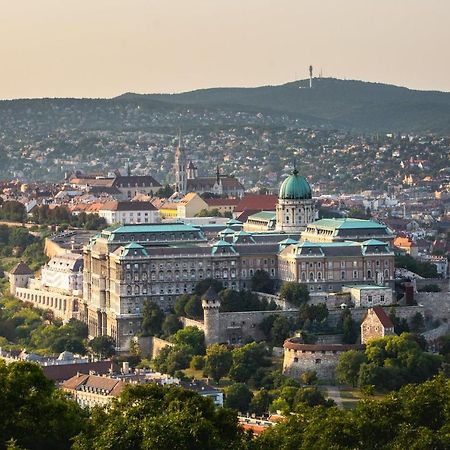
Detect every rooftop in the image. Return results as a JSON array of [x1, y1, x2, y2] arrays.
[[309, 218, 387, 230]]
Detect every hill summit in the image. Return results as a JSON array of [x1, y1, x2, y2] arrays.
[[118, 78, 450, 133]]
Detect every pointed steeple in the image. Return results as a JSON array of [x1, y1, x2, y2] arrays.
[[216, 165, 220, 184]]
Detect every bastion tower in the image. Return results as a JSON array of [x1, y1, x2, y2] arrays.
[[9, 261, 34, 296], [276, 167, 315, 233], [202, 287, 221, 346]]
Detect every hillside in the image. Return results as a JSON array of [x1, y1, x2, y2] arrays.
[[119, 78, 450, 133]]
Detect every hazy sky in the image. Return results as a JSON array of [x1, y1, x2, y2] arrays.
[[0, 0, 449, 99]]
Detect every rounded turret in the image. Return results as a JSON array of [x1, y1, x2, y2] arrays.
[[202, 287, 221, 346]]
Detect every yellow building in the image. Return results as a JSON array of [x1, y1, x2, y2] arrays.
[[177, 193, 208, 218]]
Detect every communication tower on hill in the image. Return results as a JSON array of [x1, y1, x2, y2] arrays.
[[309, 65, 313, 88]]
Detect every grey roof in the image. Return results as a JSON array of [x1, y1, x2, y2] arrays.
[[202, 287, 220, 302]]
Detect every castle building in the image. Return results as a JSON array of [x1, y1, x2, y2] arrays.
[[9, 257, 82, 321], [302, 218, 394, 244], [81, 167, 395, 351], [276, 169, 315, 233], [282, 339, 364, 382]]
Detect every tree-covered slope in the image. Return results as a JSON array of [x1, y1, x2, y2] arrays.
[[120, 78, 450, 133]]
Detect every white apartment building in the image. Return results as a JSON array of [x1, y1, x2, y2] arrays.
[[98, 201, 160, 225]]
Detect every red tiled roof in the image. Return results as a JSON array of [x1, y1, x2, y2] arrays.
[[99, 201, 157, 211], [205, 198, 239, 207], [371, 306, 394, 328], [234, 194, 278, 213], [42, 360, 118, 382]]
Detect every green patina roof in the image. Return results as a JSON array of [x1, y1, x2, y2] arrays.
[[106, 223, 201, 234], [226, 219, 243, 225], [344, 285, 389, 290], [211, 239, 237, 255], [297, 240, 360, 247], [310, 218, 387, 230], [362, 239, 388, 246], [121, 242, 149, 257], [234, 230, 251, 236], [279, 168, 312, 200], [219, 227, 236, 235], [248, 210, 276, 221]]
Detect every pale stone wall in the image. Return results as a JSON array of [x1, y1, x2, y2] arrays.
[[283, 346, 346, 382], [180, 317, 205, 331], [15, 286, 79, 320], [135, 336, 174, 359]]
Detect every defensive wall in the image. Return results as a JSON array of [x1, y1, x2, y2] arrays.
[[135, 336, 174, 359]]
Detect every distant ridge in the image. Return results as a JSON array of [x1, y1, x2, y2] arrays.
[[116, 78, 450, 133]]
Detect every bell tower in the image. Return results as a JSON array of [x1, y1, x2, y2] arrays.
[[174, 132, 187, 193]]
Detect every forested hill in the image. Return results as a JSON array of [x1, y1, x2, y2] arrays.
[[118, 78, 450, 133]]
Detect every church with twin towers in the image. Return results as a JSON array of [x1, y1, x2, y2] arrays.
[[173, 138, 245, 197]]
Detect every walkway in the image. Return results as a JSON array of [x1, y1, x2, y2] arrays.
[[323, 385, 343, 407]]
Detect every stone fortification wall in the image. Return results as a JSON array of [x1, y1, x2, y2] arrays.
[[283, 342, 363, 382], [136, 336, 174, 359], [415, 292, 450, 321], [415, 278, 449, 292], [217, 310, 298, 344], [180, 317, 205, 331], [255, 292, 296, 310], [327, 305, 424, 328]]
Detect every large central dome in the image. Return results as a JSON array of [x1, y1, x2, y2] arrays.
[[279, 168, 312, 200]]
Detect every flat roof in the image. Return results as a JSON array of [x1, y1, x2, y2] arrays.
[[344, 285, 390, 290], [106, 223, 201, 234], [308, 218, 387, 230]]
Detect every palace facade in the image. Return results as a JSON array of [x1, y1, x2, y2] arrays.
[[82, 169, 395, 350]]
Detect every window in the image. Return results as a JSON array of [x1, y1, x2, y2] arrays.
[[353, 270, 358, 279], [368, 295, 373, 303], [341, 271, 345, 280], [367, 270, 372, 279], [380, 295, 385, 302], [340, 261, 346, 268]]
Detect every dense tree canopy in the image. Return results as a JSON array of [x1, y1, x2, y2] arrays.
[[251, 269, 275, 294], [0, 361, 86, 450], [279, 282, 310, 306], [337, 333, 442, 391], [73, 383, 249, 450], [256, 374, 450, 450]]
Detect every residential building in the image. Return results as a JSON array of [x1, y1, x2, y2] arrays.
[[98, 201, 160, 225]]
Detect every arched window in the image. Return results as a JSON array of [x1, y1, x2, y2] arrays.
[[134, 285, 140, 294], [127, 285, 132, 295], [317, 271, 322, 280], [309, 272, 314, 281], [367, 270, 372, 279], [384, 269, 389, 278], [301, 272, 306, 281]]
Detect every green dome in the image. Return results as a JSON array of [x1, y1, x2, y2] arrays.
[[279, 169, 312, 200]]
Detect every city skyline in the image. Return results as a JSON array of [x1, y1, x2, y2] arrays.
[[0, 0, 449, 99]]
